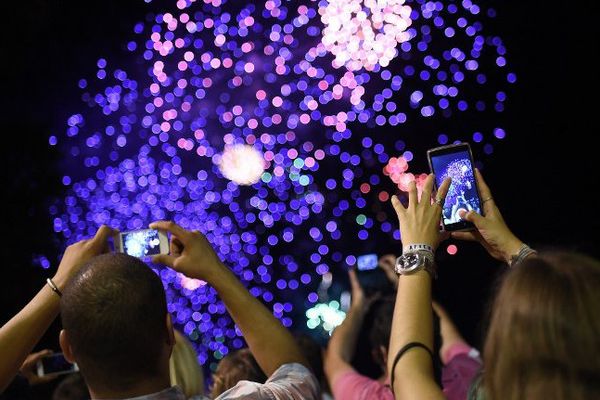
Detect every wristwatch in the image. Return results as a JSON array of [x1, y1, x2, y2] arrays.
[[394, 251, 436, 278]]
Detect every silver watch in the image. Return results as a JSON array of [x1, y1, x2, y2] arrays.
[[394, 251, 436, 278]]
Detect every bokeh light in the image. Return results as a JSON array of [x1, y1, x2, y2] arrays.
[[48, 0, 515, 370], [320, 0, 413, 71]]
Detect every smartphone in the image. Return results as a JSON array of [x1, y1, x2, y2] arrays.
[[356, 254, 378, 271], [115, 229, 169, 258], [36, 353, 79, 377], [427, 142, 483, 231]]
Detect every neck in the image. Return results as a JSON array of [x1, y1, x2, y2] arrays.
[[88, 374, 172, 399]]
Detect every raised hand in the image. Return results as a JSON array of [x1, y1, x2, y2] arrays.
[[391, 174, 452, 250], [348, 269, 380, 311], [378, 254, 398, 288], [53, 225, 115, 290], [149, 221, 225, 281], [19, 350, 60, 385], [450, 169, 523, 263]]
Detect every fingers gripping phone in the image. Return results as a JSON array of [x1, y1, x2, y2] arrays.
[[427, 142, 483, 232], [115, 229, 169, 258], [36, 353, 79, 377]]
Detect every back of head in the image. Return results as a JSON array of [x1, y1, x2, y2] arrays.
[[368, 296, 395, 369], [60, 253, 169, 391], [170, 330, 205, 397], [367, 295, 443, 379], [210, 348, 266, 398], [484, 251, 600, 400]]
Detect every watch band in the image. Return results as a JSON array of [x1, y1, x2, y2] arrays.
[[402, 243, 434, 254]]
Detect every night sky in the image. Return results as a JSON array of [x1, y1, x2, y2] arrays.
[[1, 0, 598, 396]]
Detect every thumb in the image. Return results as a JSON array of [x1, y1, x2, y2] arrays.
[[152, 254, 177, 268], [461, 210, 486, 227]]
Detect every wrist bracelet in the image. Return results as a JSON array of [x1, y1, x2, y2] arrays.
[[46, 278, 62, 297], [403, 243, 434, 254], [509, 243, 537, 267]]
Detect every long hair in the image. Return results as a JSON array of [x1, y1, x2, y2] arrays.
[[483, 252, 600, 400], [169, 330, 205, 397]]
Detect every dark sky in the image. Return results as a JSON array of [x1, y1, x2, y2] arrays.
[[1, 0, 599, 394]]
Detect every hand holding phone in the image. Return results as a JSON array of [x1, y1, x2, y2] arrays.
[[36, 353, 78, 377], [427, 142, 483, 231], [449, 168, 525, 263], [352, 254, 394, 298], [148, 221, 226, 282]]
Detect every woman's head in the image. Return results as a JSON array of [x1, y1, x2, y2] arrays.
[[484, 251, 600, 400], [210, 348, 266, 398]]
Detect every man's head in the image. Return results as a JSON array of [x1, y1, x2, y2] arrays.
[[60, 253, 174, 393]]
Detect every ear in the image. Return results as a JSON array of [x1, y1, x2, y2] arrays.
[[166, 313, 175, 346], [59, 330, 76, 364]]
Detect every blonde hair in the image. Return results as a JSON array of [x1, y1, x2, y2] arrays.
[[169, 330, 205, 397]]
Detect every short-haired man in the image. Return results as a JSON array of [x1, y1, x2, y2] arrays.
[[60, 221, 319, 399]]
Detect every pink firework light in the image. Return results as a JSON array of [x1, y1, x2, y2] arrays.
[[383, 156, 428, 199], [320, 0, 413, 71], [216, 144, 267, 185]]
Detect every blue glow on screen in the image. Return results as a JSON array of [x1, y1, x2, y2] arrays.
[[431, 151, 481, 224], [122, 229, 162, 258]]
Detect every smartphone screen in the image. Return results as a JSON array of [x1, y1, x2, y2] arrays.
[[356, 254, 378, 271], [37, 353, 78, 376], [428, 143, 482, 231], [120, 229, 164, 258]]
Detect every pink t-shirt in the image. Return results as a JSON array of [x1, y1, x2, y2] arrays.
[[331, 370, 394, 400], [332, 342, 482, 400]]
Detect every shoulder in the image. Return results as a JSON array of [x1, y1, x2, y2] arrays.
[[215, 363, 320, 400]]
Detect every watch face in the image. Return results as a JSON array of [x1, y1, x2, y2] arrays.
[[396, 253, 424, 274], [402, 253, 419, 267], [395, 252, 435, 277]]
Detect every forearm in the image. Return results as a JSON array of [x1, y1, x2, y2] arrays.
[[327, 304, 367, 362], [388, 271, 442, 398], [0, 284, 60, 392], [208, 264, 307, 376]]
